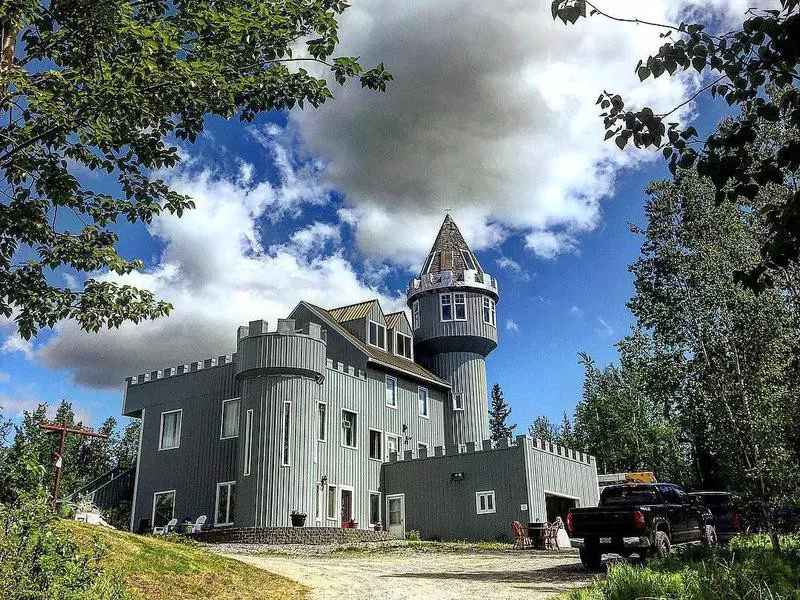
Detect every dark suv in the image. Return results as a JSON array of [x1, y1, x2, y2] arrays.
[[688, 491, 741, 544]]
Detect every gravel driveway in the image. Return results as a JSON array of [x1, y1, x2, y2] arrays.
[[218, 546, 595, 600]]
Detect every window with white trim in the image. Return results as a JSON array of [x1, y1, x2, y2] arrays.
[[159, 410, 182, 450], [417, 442, 429, 456], [369, 429, 383, 461], [418, 387, 429, 418], [152, 490, 175, 528], [440, 293, 453, 321], [413, 300, 420, 330], [385, 433, 401, 460], [454, 292, 467, 321], [385, 376, 397, 408], [368, 320, 386, 349], [461, 250, 476, 270], [220, 398, 240, 439], [421, 252, 436, 274], [317, 401, 327, 441], [483, 297, 496, 327], [327, 485, 338, 520], [396, 332, 413, 359], [476, 490, 496, 514], [369, 492, 381, 526], [215, 482, 236, 526], [453, 392, 464, 411], [281, 401, 291, 466], [243, 409, 253, 476], [342, 410, 357, 448]]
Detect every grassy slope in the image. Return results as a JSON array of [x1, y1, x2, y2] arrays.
[[64, 521, 308, 600]]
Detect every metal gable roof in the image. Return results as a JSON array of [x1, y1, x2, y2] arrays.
[[301, 302, 450, 389], [327, 299, 380, 323], [384, 311, 406, 330]]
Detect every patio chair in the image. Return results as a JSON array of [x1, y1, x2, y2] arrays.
[[191, 515, 207, 533], [153, 518, 177, 535], [544, 522, 560, 550], [512, 520, 533, 549]]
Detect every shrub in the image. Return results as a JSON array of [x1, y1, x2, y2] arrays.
[[406, 530, 421, 541]]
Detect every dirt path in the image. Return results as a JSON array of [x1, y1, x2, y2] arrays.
[[224, 550, 595, 599]]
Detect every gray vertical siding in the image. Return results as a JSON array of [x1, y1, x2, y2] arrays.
[[413, 291, 498, 354]]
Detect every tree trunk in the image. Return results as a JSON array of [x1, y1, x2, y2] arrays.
[[769, 527, 781, 552], [1, 19, 19, 113]]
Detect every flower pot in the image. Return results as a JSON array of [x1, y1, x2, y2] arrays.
[[290, 513, 307, 527]]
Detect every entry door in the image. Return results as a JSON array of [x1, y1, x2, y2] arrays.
[[386, 494, 405, 538], [340, 489, 353, 524]]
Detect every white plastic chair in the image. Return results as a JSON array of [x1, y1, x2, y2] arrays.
[[192, 515, 207, 533], [153, 518, 177, 535]]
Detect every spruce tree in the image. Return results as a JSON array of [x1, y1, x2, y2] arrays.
[[488, 383, 516, 442]]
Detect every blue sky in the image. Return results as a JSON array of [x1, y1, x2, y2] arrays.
[[0, 0, 754, 433]]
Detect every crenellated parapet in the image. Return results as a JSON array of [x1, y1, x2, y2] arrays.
[[388, 434, 595, 465], [236, 318, 327, 383], [407, 269, 499, 303], [126, 353, 237, 387]]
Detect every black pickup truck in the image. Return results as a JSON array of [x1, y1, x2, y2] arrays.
[[567, 483, 717, 571]]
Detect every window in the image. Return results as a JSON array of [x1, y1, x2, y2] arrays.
[[220, 398, 240, 439], [483, 297, 496, 326], [369, 492, 381, 526], [369, 429, 383, 460], [440, 293, 453, 321], [159, 410, 181, 450], [342, 410, 357, 448], [385, 434, 401, 460], [454, 292, 466, 321], [327, 485, 337, 520], [317, 402, 327, 441], [453, 392, 464, 411], [396, 332, 413, 359], [385, 376, 397, 408], [421, 252, 436, 274], [417, 442, 429, 456], [281, 401, 291, 466], [418, 387, 429, 418], [243, 409, 254, 476], [152, 490, 175, 528], [368, 320, 386, 349], [461, 250, 476, 270], [440, 250, 453, 270], [413, 300, 420, 330], [316, 485, 324, 522], [476, 490, 496, 515], [215, 482, 236, 526]]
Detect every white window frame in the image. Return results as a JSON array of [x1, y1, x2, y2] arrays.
[[243, 409, 253, 476], [317, 401, 327, 442], [418, 386, 430, 419], [453, 392, 464, 411], [476, 490, 496, 515], [385, 376, 398, 409], [440, 293, 453, 322], [417, 442, 430, 456], [281, 401, 291, 467], [385, 433, 401, 461], [461, 250, 476, 270], [152, 489, 175, 528], [395, 331, 413, 360], [369, 491, 382, 527], [368, 428, 384, 462], [422, 252, 437, 274], [339, 485, 355, 527], [215, 481, 236, 526], [368, 320, 387, 350], [220, 397, 241, 440], [158, 409, 182, 451], [483, 297, 496, 327], [341, 409, 358, 449], [412, 300, 420, 330], [453, 292, 467, 321], [326, 484, 338, 522]]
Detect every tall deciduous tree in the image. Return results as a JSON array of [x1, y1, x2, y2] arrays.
[[488, 383, 516, 442], [0, 0, 391, 339]]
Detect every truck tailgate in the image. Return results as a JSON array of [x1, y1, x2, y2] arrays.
[[570, 508, 645, 538]]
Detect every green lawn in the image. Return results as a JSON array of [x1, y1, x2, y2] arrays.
[[64, 522, 308, 600]]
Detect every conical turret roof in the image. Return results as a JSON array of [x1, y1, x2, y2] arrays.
[[419, 214, 484, 277]]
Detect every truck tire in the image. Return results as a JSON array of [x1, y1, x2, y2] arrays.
[[579, 547, 603, 572], [701, 524, 717, 548], [654, 530, 671, 558]]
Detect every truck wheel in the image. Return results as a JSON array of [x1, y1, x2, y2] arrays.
[[702, 524, 717, 548], [579, 547, 603, 572], [654, 530, 671, 558]]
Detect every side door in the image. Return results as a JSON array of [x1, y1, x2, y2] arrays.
[[658, 485, 687, 543], [386, 494, 405, 538], [678, 488, 702, 542]]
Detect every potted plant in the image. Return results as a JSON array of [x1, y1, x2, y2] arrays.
[[290, 510, 307, 527], [373, 522, 383, 532]]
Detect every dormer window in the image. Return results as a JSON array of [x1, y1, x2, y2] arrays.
[[421, 252, 437, 274], [395, 332, 413, 359], [440, 250, 453, 270], [461, 250, 476, 270], [368, 320, 386, 349]]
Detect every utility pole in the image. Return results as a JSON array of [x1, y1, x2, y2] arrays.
[[39, 421, 108, 511]]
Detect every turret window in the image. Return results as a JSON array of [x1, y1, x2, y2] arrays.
[[453, 392, 464, 411], [483, 297, 496, 327], [454, 293, 467, 321], [461, 250, 476, 270], [440, 250, 453, 270], [368, 320, 386, 349], [412, 300, 420, 330], [422, 252, 437, 274], [396, 332, 413, 359], [440, 293, 453, 321]]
